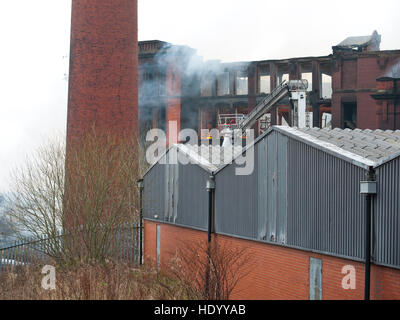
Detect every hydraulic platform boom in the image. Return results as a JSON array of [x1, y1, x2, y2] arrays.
[[238, 80, 290, 131], [237, 79, 309, 133]]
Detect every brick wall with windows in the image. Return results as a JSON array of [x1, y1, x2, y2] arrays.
[[331, 51, 400, 130]]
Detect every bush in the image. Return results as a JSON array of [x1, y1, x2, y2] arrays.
[[168, 238, 252, 300]]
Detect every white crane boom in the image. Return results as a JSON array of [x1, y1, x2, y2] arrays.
[[237, 79, 309, 133]]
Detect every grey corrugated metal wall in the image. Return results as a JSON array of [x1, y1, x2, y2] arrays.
[[176, 163, 209, 230], [215, 131, 288, 242], [375, 156, 400, 267], [164, 152, 179, 223], [143, 150, 209, 231], [215, 130, 370, 262], [287, 138, 367, 260], [256, 131, 288, 243], [214, 147, 258, 239], [143, 161, 166, 220]]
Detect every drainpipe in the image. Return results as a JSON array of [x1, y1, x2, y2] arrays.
[[206, 175, 216, 243], [205, 175, 215, 297], [137, 179, 144, 265], [360, 168, 377, 300]]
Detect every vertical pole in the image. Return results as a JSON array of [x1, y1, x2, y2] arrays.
[[138, 179, 144, 265], [139, 188, 143, 265], [207, 187, 213, 243], [311, 60, 321, 128], [364, 168, 375, 301], [365, 193, 371, 300], [206, 175, 215, 243], [205, 175, 215, 298]]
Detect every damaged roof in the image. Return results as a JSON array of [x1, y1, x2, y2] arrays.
[[337, 35, 374, 47], [335, 31, 381, 51], [378, 60, 400, 80]]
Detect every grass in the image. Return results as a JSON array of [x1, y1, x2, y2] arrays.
[[0, 260, 199, 300]]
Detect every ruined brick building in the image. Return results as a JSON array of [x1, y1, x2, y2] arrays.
[[138, 31, 400, 145]]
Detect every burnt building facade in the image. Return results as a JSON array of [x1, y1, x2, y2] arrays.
[[138, 31, 400, 144], [332, 31, 400, 129], [372, 60, 400, 129]]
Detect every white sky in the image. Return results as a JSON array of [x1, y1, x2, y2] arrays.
[[0, 0, 399, 192]]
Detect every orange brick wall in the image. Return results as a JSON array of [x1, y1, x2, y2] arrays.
[[144, 220, 400, 300]]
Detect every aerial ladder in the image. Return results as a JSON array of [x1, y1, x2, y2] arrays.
[[240, 79, 309, 131], [220, 79, 310, 146]]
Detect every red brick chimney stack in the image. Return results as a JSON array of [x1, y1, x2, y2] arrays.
[[67, 0, 138, 143]]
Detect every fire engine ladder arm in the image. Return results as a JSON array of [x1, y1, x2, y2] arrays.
[[238, 80, 290, 131]]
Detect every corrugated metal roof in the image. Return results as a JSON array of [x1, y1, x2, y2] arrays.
[[183, 144, 243, 169], [142, 143, 244, 177], [284, 127, 400, 165], [143, 126, 400, 178], [213, 126, 400, 174], [176, 144, 218, 172]]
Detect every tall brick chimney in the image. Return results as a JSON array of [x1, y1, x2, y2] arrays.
[[66, 0, 138, 143]]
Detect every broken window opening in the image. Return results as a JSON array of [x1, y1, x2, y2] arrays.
[[321, 112, 332, 129], [259, 75, 271, 94], [201, 74, 214, 97], [235, 71, 248, 95], [143, 72, 153, 81], [343, 102, 357, 129], [258, 65, 271, 94], [321, 73, 332, 99], [301, 72, 313, 92], [217, 72, 230, 96], [140, 72, 165, 97], [277, 73, 289, 85]]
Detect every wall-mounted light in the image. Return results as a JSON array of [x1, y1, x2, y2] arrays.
[[137, 179, 144, 191], [360, 181, 377, 194], [206, 176, 216, 191]]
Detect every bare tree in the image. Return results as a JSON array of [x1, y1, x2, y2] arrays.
[[6, 129, 142, 265], [7, 136, 66, 242], [169, 238, 253, 300]]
